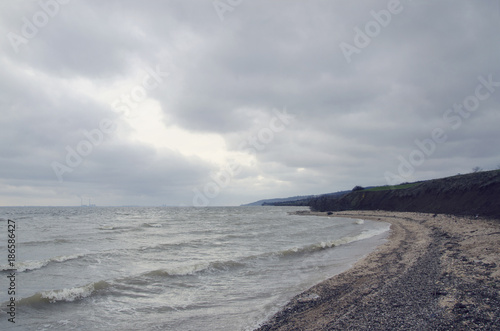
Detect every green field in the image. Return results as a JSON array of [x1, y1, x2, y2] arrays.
[[364, 182, 421, 192]]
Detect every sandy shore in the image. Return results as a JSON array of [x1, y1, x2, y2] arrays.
[[256, 211, 500, 330]]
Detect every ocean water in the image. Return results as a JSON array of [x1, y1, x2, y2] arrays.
[[0, 206, 389, 330]]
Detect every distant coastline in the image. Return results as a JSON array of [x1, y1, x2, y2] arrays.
[[256, 170, 500, 219]]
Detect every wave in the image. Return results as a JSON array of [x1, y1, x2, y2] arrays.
[[98, 222, 162, 232], [0, 253, 87, 273], [16, 280, 111, 306], [137, 241, 187, 253], [3, 226, 389, 310], [137, 227, 389, 280], [98, 225, 134, 231], [271, 226, 390, 259], [142, 260, 246, 279], [141, 223, 162, 228], [135, 227, 389, 279], [21, 238, 72, 246], [136, 234, 231, 253]]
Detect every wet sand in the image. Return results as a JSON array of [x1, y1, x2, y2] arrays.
[[256, 211, 500, 330]]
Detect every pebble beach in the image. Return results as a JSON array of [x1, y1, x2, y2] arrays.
[[257, 211, 500, 330]]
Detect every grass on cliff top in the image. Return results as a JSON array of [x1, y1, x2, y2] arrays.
[[364, 182, 421, 192]]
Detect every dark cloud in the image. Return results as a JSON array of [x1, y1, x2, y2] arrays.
[[1, 0, 499, 206]]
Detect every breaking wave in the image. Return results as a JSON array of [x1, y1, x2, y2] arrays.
[[274, 226, 389, 258], [16, 281, 111, 306], [0, 253, 87, 273], [142, 260, 246, 278], [139, 227, 389, 280]]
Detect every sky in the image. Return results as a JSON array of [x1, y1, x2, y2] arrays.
[[1, 0, 499, 207]]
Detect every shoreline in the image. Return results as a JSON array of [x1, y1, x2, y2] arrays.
[[256, 211, 500, 330]]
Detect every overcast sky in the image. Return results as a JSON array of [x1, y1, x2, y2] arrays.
[[1, 0, 499, 207]]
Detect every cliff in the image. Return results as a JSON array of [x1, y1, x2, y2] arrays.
[[309, 170, 500, 219]]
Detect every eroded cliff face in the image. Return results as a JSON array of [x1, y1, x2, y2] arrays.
[[310, 170, 500, 219]]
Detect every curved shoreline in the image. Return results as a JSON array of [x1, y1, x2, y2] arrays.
[[256, 211, 500, 330]]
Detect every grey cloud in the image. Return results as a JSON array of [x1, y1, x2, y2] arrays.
[[1, 0, 499, 206]]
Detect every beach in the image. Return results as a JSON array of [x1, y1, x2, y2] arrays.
[[257, 211, 500, 330]]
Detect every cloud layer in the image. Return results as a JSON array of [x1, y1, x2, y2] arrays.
[[1, 0, 499, 206]]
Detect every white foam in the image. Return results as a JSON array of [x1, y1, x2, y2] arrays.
[[1, 253, 86, 272], [15, 281, 110, 306], [1, 260, 48, 272], [327, 226, 390, 247], [40, 281, 109, 303]]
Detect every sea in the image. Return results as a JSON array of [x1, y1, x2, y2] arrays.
[[0, 206, 390, 330]]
